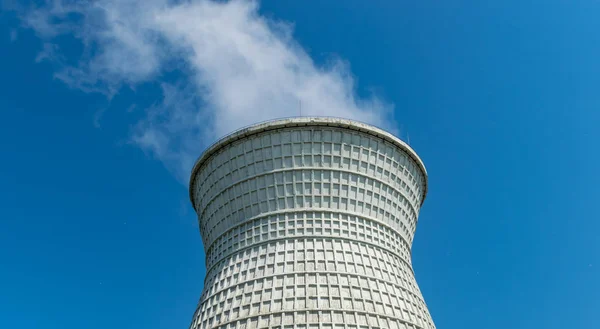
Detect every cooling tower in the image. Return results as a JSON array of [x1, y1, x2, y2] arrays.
[[188, 117, 434, 329]]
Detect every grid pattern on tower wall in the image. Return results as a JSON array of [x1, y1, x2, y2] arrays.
[[204, 211, 413, 272], [193, 128, 425, 247], [192, 236, 434, 329], [190, 125, 434, 329], [200, 169, 417, 253]]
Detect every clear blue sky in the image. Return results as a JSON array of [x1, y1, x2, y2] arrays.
[[1, 1, 599, 328]]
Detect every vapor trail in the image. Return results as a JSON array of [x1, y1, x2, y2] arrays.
[[22, 0, 394, 182]]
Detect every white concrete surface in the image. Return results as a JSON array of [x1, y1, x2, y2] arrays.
[[188, 117, 434, 329]]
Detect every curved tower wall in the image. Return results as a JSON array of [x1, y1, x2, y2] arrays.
[[189, 117, 434, 329]]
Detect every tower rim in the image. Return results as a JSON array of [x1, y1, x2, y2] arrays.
[[189, 116, 428, 210]]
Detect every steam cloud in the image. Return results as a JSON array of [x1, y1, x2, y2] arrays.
[[21, 0, 394, 182]]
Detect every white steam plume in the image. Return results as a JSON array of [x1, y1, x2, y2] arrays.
[[21, 0, 395, 182]]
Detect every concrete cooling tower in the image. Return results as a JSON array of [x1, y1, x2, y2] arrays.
[[188, 117, 434, 329]]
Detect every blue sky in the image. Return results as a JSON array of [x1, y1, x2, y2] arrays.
[[1, 1, 599, 328]]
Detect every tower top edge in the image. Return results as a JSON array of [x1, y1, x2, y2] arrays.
[[188, 117, 428, 208]]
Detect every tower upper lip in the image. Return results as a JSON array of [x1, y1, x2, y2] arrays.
[[188, 117, 428, 209]]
